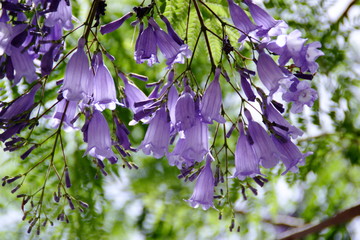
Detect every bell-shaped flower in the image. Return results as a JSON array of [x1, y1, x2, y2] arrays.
[[148, 18, 191, 68], [134, 22, 159, 66], [167, 118, 209, 168], [175, 92, 197, 131], [9, 47, 37, 84], [272, 136, 312, 175], [232, 123, 261, 180], [93, 53, 119, 111], [227, 0, 258, 42], [167, 85, 178, 127], [264, 102, 303, 139], [257, 52, 291, 95], [50, 99, 78, 129], [186, 154, 215, 210], [62, 38, 91, 101], [0, 23, 27, 56], [85, 110, 117, 164], [282, 79, 318, 113], [138, 107, 170, 159], [160, 15, 184, 45], [245, 110, 281, 168], [119, 72, 148, 113], [200, 68, 225, 124], [244, 0, 287, 38], [44, 0, 73, 30]]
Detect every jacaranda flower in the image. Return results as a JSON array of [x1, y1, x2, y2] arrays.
[[186, 154, 215, 210], [148, 18, 191, 68], [233, 122, 261, 180], [245, 110, 281, 168], [282, 79, 318, 114], [85, 110, 117, 164], [100, 12, 133, 35], [134, 22, 159, 66], [44, 0, 73, 30], [62, 38, 91, 101], [93, 53, 119, 111], [272, 135, 312, 175], [257, 51, 290, 95], [138, 107, 170, 159], [175, 92, 197, 131], [50, 99, 78, 129], [227, 0, 258, 42], [168, 118, 209, 168], [200, 68, 225, 124]]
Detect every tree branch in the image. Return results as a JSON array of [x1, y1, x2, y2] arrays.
[[278, 204, 360, 240]]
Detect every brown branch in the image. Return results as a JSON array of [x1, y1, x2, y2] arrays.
[[278, 204, 360, 240]]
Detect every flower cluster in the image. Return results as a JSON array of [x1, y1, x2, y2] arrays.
[[0, 0, 323, 231]]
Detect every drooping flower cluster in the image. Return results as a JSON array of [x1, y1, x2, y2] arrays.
[[0, 0, 323, 227]]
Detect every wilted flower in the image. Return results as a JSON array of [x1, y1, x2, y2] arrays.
[[85, 110, 117, 164], [186, 154, 215, 210], [200, 68, 225, 124]]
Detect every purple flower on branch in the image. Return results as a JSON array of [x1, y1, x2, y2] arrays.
[[186, 154, 215, 210], [62, 38, 91, 101], [233, 123, 261, 180], [200, 68, 225, 124], [138, 107, 170, 159], [85, 110, 117, 164], [134, 22, 159, 66], [100, 12, 133, 35]]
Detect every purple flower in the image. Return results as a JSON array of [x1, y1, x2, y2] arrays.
[[134, 22, 159, 66], [175, 92, 197, 131], [257, 52, 291, 95], [9, 47, 37, 84], [227, 0, 258, 42], [93, 53, 119, 111], [267, 30, 307, 66], [299, 42, 324, 74], [167, 118, 209, 168], [240, 74, 256, 102], [186, 154, 215, 210], [113, 116, 132, 151], [0, 84, 41, 142], [282, 79, 318, 113], [272, 136, 312, 175], [245, 110, 281, 168], [62, 38, 91, 101], [0, 23, 26, 56], [50, 99, 78, 129], [149, 18, 191, 68], [119, 72, 148, 113], [264, 102, 303, 139], [233, 123, 261, 180], [85, 110, 117, 164], [167, 85, 178, 127], [160, 15, 184, 45], [100, 12, 133, 35], [244, 0, 287, 37], [138, 107, 170, 158], [200, 68, 225, 124], [44, 0, 73, 30]]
